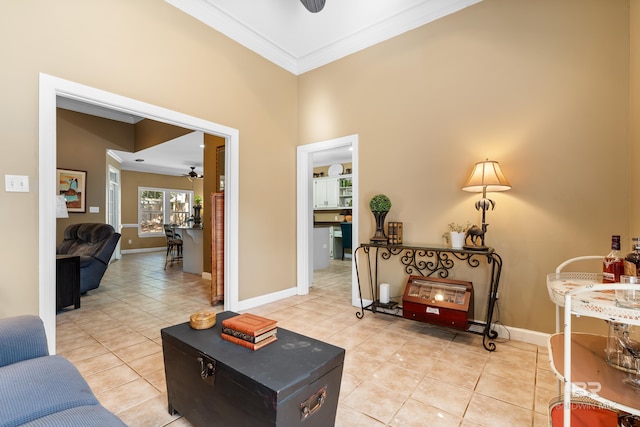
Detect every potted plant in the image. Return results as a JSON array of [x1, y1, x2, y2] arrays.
[[443, 222, 471, 249], [369, 194, 392, 244]]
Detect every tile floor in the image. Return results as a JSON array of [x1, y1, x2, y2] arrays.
[[56, 252, 557, 426]]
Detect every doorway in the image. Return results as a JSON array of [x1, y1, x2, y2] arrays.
[[39, 73, 240, 352], [296, 135, 360, 308]]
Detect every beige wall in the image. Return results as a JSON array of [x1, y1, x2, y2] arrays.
[[299, 0, 630, 333], [0, 0, 297, 318], [56, 109, 134, 242], [632, 0, 640, 235], [134, 119, 192, 152], [1, 0, 636, 336]]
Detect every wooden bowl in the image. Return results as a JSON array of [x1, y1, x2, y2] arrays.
[[190, 311, 217, 330]]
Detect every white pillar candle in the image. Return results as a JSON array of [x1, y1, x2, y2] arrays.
[[380, 283, 390, 304]]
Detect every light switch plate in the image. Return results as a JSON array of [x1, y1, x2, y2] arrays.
[[89, 206, 99, 213], [5, 175, 29, 192]]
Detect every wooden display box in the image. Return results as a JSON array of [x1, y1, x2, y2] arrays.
[[162, 311, 345, 427], [402, 275, 473, 330]]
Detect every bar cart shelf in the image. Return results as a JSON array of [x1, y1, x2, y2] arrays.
[[354, 243, 503, 352], [546, 273, 640, 425]]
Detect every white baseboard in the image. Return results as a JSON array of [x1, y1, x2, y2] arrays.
[[236, 286, 298, 312], [120, 247, 165, 254], [499, 325, 550, 347]]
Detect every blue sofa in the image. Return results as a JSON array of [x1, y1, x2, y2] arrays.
[[0, 315, 125, 427]]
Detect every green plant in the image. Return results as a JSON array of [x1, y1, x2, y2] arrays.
[[369, 194, 392, 212], [194, 195, 203, 206]]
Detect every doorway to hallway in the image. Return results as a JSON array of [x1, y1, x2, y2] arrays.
[[296, 134, 359, 308]]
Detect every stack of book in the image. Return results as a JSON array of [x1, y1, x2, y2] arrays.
[[388, 221, 403, 244], [221, 313, 278, 350]]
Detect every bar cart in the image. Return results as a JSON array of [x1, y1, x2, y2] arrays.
[[546, 265, 640, 426]]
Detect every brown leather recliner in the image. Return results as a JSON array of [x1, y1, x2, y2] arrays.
[[56, 223, 121, 294]]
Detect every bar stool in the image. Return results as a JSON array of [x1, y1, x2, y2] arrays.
[[164, 224, 183, 269]]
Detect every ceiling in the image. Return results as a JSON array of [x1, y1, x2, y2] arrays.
[[166, 0, 482, 75], [109, 132, 206, 177], [58, 1, 480, 175]]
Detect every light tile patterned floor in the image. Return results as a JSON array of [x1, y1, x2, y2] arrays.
[[55, 252, 556, 426]]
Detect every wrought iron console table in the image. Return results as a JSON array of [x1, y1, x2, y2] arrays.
[[354, 243, 503, 351]]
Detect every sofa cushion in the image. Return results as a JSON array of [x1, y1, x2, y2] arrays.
[[76, 223, 115, 244], [19, 405, 125, 427], [0, 356, 109, 427], [57, 224, 116, 258], [0, 316, 48, 369]]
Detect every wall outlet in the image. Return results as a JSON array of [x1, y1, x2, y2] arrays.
[[128, 239, 132, 245]]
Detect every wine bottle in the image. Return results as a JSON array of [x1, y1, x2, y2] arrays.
[[624, 237, 640, 278], [603, 235, 624, 283]]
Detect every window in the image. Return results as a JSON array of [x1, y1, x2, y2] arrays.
[[139, 187, 193, 237]]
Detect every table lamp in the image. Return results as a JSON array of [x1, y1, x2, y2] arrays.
[[56, 195, 69, 218], [462, 159, 511, 248]]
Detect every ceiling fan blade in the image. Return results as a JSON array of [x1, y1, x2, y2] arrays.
[[300, 0, 326, 13]]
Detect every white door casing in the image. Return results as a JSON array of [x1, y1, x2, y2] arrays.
[[39, 73, 239, 353]]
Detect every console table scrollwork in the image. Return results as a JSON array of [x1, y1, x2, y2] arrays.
[[354, 243, 503, 351]]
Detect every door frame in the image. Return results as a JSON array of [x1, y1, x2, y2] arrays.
[[39, 73, 240, 353], [106, 164, 122, 260], [296, 134, 359, 306]]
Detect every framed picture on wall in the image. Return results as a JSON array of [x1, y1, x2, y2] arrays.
[[57, 168, 86, 213]]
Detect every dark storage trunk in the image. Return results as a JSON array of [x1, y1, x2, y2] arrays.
[[161, 311, 345, 427]]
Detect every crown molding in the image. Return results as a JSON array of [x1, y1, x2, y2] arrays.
[[166, 0, 481, 75], [296, 0, 482, 74], [166, 0, 299, 73]]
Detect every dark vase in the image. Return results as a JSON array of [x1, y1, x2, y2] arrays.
[[370, 211, 388, 245], [193, 205, 202, 228]]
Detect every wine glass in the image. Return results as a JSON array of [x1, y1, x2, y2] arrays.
[[616, 323, 640, 389]]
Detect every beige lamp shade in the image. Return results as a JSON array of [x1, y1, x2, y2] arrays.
[[462, 159, 511, 193]]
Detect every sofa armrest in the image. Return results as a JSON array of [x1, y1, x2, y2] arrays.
[[0, 315, 49, 367]]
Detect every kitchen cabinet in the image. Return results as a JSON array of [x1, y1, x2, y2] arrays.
[[313, 177, 339, 209]]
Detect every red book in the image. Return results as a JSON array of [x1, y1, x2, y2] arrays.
[[221, 313, 277, 336], [221, 332, 278, 350]]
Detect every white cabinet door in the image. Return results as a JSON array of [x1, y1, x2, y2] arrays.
[[313, 179, 326, 208], [313, 177, 339, 208], [325, 177, 339, 208]]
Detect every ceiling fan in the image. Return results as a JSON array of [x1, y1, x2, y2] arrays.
[[300, 0, 326, 13], [184, 166, 204, 180]]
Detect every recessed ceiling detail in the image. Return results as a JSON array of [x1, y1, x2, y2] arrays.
[[165, 0, 482, 75], [111, 132, 205, 177]]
